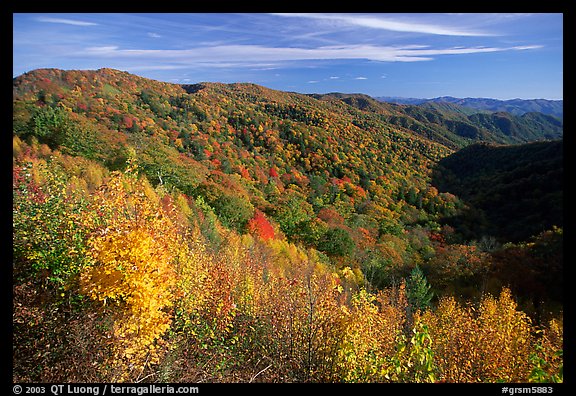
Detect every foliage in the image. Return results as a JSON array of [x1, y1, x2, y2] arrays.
[[13, 151, 94, 289], [386, 319, 437, 382], [317, 227, 355, 257], [432, 140, 563, 242], [421, 288, 537, 382], [528, 319, 563, 383], [247, 210, 275, 241], [12, 68, 563, 383]]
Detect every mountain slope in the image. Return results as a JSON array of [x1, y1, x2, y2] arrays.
[[12, 68, 457, 243], [432, 140, 563, 242], [12, 68, 563, 246]]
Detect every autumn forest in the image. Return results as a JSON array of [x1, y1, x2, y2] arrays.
[[12, 68, 563, 383]]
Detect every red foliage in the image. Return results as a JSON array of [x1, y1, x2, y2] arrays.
[[122, 116, 134, 129], [430, 232, 446, 245], [160, 194, 175, 214], [269, 167, 279, 178], [354, 185, 367, 199], [13, 167, 47, 204], [318, 207, 345, 226], [247, 210, 275, 241], [12, 166, 25, 187], [331, 177, 345, 187]]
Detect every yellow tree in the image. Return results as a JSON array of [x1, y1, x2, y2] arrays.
[[80, 161, 181, 380]]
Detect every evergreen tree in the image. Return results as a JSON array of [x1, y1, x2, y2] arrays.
[[406, 265, 434, 311]]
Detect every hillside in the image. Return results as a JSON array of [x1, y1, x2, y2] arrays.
[[12, 68, 563, 383]]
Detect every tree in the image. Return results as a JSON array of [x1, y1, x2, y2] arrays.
[[406, 265, 433, 312], [247, 210, 275, 241], [26, 105, 75, 147], [318, 227, 355, 257], [79, 164, 179, 379]]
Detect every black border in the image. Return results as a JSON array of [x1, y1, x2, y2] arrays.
[[6, 1, 573, 392]]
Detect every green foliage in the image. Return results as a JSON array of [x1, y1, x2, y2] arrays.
[[386, 320, 437, 382], [529, 319, 563, 384], [26, 105, 75, 147], [406, 266, 433, 312], [207, 189, 254, 232], [274, 189, 315, 240], [13, 158, 92, 288], [318, 227, 355, 257]]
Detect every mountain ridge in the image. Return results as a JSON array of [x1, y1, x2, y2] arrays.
[[377, 95, 563, 119]]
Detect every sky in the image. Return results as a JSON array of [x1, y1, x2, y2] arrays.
[[13, 13, 563, 100]]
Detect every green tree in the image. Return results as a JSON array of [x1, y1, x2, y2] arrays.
[[406, 265, 433, 311], [274, 189, 315, 240], [212, 191, 254, 232], [26, 105, 75, 147], [318, 227, 355, 257]]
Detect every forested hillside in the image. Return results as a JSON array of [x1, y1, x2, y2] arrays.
[[433, 141, 563, 243], [12, 68, 563, 383]]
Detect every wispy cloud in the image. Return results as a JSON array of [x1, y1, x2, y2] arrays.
[[147, 32, 162, 38], [355, 76, 368, 80], [271, 13, 494, 37], [121, 65, 189, 72], [80, 43, 542, 65], [36, 16, 99, 26]]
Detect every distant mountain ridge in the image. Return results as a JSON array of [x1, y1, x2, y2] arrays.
[[312, 92, 562, 148], [377, 96, 563, 119]]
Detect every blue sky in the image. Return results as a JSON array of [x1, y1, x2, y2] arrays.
[[13, 13, 563, 100]]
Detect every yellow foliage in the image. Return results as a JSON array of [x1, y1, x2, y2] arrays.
[[476, 288, 533, 382], [337, 286, 407, 382], [422, 288, 534, 382], [79, 167, 181, 380]]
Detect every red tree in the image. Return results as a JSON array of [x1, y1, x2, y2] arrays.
[[247, 210, 275, 241]]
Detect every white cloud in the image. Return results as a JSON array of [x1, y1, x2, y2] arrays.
[[271, 13, 494, 37], [85, 46, 120, 54], [355, 76, 368, 80], [36, 16, 99, 26], [148, 32, 162, 38]]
